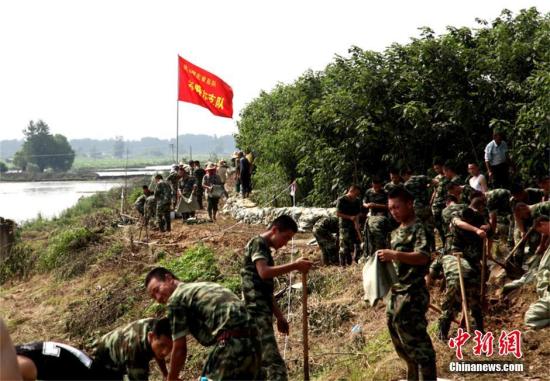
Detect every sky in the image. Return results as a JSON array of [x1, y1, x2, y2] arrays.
[[0, 0, 547, 141]]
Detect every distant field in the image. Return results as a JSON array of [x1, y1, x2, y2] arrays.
[[72, 154, 226, 170]]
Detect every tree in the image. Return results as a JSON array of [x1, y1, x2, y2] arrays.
[[50, 134, 75, 171], [0, 161, 7, 173], [113, 136, 125, 158], [14, 120, 75, 172]]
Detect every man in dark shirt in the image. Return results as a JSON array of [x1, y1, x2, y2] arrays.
[[336, 184, 362, 266], [193, 161, 206, 209], [15, 341, 95, 380], [239, 152, 252, 198]]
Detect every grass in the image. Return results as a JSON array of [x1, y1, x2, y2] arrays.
[[0, 242, 36, 284], [38, 227, 95, 272]]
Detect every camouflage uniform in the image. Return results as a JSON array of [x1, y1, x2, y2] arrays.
[[144, 196, 157, 222], [461, 178, 476, 205], [178, 176, 197, 219], [485, 188, 512, 262], [241, 236, 287, 381], [134, 195, 147, 216], [524, 245, 550, 329], [179, 175, 196, 198], [194, 167, 206, 209], [313, 216, 339, 265], [363, 215, 394, 258], [203, 173, 223, 220], [430, 254, 479, 337], [405, 175, 435, 251], [166, 171, 180, 207], [486, 188, 512, 236], [167, 282, 261, 380], [515, 202, 550, 266], [363, 187, 388, 217], [383, 181, 402, 194], [441, 203, 467, 254], [510, 188, 546, 247], [336, 195, 362, 266], [387, 218, 436, 380], [432, 174, 449, 248], [154, 180, 172, 232], [91, 318, 159, 381], [448, 206, 487, 332]]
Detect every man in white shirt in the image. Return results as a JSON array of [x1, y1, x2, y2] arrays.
[[484, 131, 510, 189], [467, 162, 488, 193]]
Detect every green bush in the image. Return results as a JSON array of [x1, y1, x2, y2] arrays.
[[39, 228, 95, 272], [160, 244, 242, 294], [161, 244, 220, 283], [128, 187, 144, 205]]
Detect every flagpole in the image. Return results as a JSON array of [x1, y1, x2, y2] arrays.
[[176, 55, 180, 164], [176, 100, 179, 163]]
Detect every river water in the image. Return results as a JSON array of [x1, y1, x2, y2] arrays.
[[0, 181, 123, 223]]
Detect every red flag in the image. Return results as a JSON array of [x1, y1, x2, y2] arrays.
[[178, 56, 233, 118]]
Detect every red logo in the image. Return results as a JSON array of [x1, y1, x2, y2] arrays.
[[448, 329, 523, 359]]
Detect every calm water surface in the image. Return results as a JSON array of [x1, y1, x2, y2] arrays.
[[0, 181, 123, 223]]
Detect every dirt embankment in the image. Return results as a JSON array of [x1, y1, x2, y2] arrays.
[[1, 201, 548, 381]]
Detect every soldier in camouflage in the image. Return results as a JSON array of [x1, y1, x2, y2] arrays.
[[428, 253, 476, 340], [524, 216, 550, 329], [90, 318, 172, 381], [144, 195, 157, 223], [446, 197, 490, 333], [376, 187, 437, 381], [486, 188, 512, 262], [166, 165, 181, 208], [134, 185, 152, 217], [513, 201, 550, 267], [176, 167, 198, 220], [363, 176, 388, 217], [402, 169, 436, 251], [363, 215, 395, 259], [383, 168, 403, 193], [154, 174, 172, 232], [313, 216, 339, 265], [362, 177, 394, 258], [194, 161, 206, 209], [431, 158, 449, 249], [441, 182, 467, 254], [202, 163, 223, 222], [336, 185, 362, 266], [509, 183, 548, 247], [145, 268, 262, 381], [240, 215, 312, 381]]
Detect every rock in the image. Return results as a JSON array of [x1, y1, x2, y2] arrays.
[[222, 196, 335, 231]]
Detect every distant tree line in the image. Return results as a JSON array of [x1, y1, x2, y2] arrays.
[[236, 8, 549, 206]]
